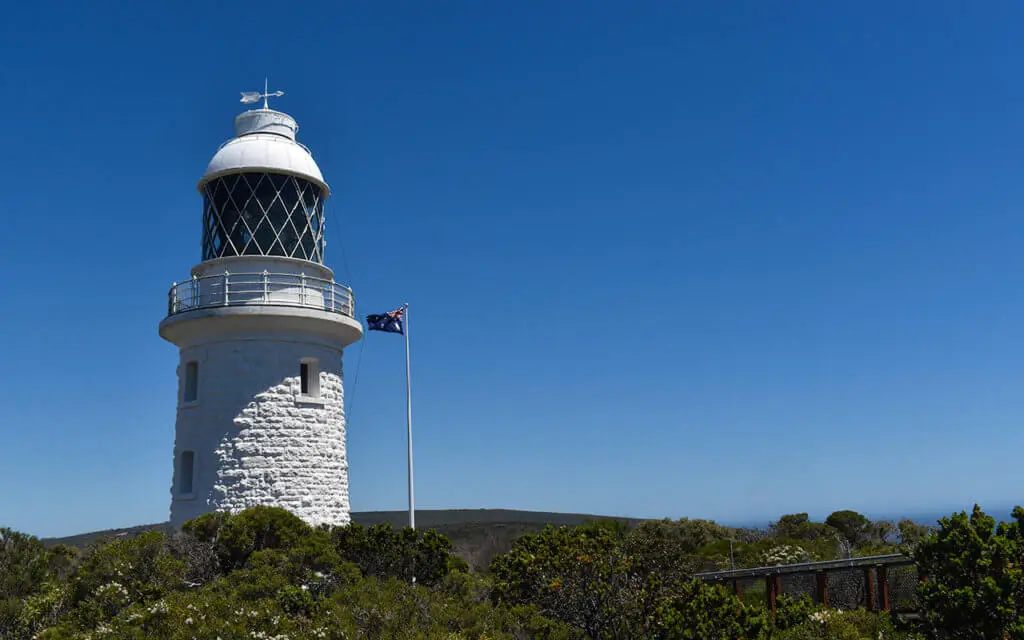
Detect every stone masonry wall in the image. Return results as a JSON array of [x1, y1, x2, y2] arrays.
[[170, 338, 349, 528]]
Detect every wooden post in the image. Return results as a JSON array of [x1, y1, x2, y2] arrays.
[[766, 573, 781, 613], [864, 567, 877, 612], [815, 571, 829, 609], [732, 578, 742, 599], [877, 564, 890, 611]]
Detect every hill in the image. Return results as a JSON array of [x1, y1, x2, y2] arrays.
[[41, 508, 646, 571]]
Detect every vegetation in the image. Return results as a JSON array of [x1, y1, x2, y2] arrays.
[[2, 503, 1020, 638], [913, 505, 1024, 639]]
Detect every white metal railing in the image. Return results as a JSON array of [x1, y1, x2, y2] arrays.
[[167, 271, 354, 318]]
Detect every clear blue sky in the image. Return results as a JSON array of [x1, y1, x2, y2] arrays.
[[2, 1, 1023, 538]]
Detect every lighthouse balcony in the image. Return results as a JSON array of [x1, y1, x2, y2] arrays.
[[167, 271, 354, 318]]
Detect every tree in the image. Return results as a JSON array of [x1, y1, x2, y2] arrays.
[[913, 504, 1024, 639], [770, 514, 835, 542], [825, 510, 872, 548], [897, 519, 933, 552]]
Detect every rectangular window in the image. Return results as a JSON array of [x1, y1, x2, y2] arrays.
[[300, 359, 320, 398], [178, 451, 195, 495], [184, 361, 198, 403]]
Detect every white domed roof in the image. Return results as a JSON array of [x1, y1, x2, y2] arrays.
[[198, 108, 330, 195]]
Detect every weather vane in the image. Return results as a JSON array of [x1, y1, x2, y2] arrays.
[[240, 77, 284, 109]]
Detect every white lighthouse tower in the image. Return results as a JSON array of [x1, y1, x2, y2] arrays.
[[159, 89, 362, 528]]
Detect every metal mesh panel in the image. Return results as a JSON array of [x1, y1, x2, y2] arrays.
[[202, 173, 326, 263], [827, 567, 866, 610], [887, 564, 920, 612], [780, 572, 815, 601], [737, 576, 765, 607]]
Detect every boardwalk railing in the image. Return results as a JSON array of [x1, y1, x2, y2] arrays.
[[696, 554, 918, 614]]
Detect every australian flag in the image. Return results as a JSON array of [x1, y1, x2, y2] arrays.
[[366, 306, 405, 335]]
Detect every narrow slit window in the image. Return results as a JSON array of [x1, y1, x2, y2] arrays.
[[178, 451, 195, 495], [184, 361, 198, 403], [300, 359, 320, 397]]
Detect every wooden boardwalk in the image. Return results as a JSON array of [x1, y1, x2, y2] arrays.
[[695, 554, 918, 614]]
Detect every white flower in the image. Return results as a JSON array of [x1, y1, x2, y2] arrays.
[[761, 544, 811, 566], [147, 601, 169, 615], [809, 610, 832, 624]]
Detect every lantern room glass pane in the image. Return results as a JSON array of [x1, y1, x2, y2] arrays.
[[201, 172, 326, 263]]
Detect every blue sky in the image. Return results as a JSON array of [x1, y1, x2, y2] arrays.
[[2, 1, 1024, 537]]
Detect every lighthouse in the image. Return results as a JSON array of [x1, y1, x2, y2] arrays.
[[159, 89, 362, 528]]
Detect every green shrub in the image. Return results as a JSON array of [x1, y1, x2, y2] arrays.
[[275, 583, 314, 616], [67, 530, 185, 629], [913, 505, 1024, 639], [770, 609, 921, 639], [329, 521, 454, 586], [211, 506, 312, 571], [0, 528, 70, 640], [654, 579, 765, 639], [490, 521, 638, 638], [772, 594, 821, 630], [10, 503, 1020, 640]]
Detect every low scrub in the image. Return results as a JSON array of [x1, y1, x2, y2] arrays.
[[5, 503, 1024, 638]]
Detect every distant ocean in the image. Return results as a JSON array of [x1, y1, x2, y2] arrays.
[[719, 504, 1020, 530]]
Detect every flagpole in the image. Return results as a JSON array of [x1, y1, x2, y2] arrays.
[[403, 303, 415, 531]]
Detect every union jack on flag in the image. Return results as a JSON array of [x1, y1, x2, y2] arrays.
[[366, 307, 405, 335]]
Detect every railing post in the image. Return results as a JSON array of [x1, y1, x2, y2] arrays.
[[877, 564, 890, 611], [170, 282, 177, 315], [191, 275, 198, 309], [815, 571, 829, 609], [300, 273, 306, 307], [766, 573, 780, 613], [223, 271, 230, 306], [329, 281, 335, 312], [864, 567, 877, 612], [262, 270, 269, 303]]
